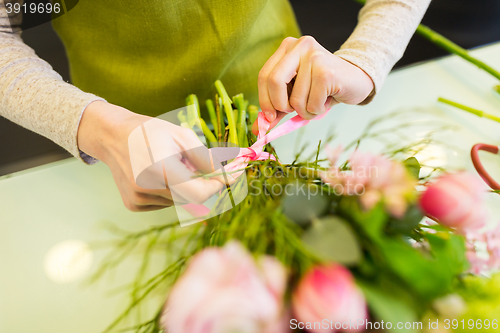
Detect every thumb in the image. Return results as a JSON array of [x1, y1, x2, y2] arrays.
[[252, 111, 287, 135]]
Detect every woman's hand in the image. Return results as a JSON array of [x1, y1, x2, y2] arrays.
[[77, 101, 225, 212], [257, 36, 374, 127]]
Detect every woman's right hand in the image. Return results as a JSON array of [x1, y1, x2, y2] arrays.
[[77, 101, 225, 212]]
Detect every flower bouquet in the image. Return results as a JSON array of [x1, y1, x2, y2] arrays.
[[85, 12, 500, 330], [90, 73, 500, 333]]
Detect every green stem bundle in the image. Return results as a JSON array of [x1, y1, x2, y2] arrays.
[[205, 99, 219, 138], [233, 93, 249, 147], [187, 81, 257, 148], [186, 94, 217, 146], [199, 118, 217, 145], [185, 94, 201, 120], [215, 80, 239, 145]]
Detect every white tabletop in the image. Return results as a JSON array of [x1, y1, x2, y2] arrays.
[[2, 43, 500, 332]]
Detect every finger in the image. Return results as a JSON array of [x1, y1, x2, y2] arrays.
[[144, 186, 177, 201], [307, 62, 334, 115], [251, 111, 287, 135], [267, 111, 288, 131], [144, 164, 194, 204], [267, 50, 301, 114], [172, 174, 224, 205], [134, 160, 175, 197], [164, 157, 224, 205], [147, 187, 174, 200], [289, 59, 313, 119], [173, 130, 232, 189], [259, 37, 297, 122], [130, 205, 171, 212], [123, 192, 173, 212], [175, 129, 213, 174], [134, 192, 174, 207], [324, 96, 339, 112]]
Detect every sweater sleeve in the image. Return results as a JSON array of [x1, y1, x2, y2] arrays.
[[0, 0, 104, 164], [334, 0, 431, 103]]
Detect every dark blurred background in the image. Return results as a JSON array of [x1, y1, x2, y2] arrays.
[[1, 0, 500, 176]]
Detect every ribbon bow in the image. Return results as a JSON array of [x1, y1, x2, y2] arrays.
[[223, 112, 324, 173], [184, 111, 325, 218]]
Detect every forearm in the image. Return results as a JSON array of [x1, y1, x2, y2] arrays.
[[334, 0, 431, 101], [0, 0, 104, 163]]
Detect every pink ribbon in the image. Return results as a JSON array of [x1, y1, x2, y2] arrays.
[[224, 112, 324, 172], [182, 112, 325, 218]]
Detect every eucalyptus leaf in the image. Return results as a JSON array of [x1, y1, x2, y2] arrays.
[[302, 216, 362, 265], [281, 182, 329, 226]]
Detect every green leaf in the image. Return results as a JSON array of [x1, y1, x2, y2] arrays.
[[379, 241, 443, 300], [426, 232, 468, 276], [282, 183, 329, 226], [404, 157, 421, 180], [302, 216, 362, 265], [377, 231, 467, 302], [339, 198, 466, 303], [358, 281, 419, 333], [494, 84, 500, 95], [387, 205, 424, 235], [339, 197, 388, 242]]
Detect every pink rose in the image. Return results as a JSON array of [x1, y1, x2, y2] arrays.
[[419, 172, 487, 232], [321, 147, 416, 217], [160, 241, 288, 333], [292, 264, 367, 333]]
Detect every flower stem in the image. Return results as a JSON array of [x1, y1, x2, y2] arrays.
[[416, 25, 500, 82], [233, 93, 249, 147], [205, 99, 219, 138], [215, 95, 224, 142], [215, 80, 239, 145], [438, 97, 500, 123], [199, 118, 217, 145], [186, 94, 218, 146], [186, 94, 202, 118], [248, 105, 259, 126]]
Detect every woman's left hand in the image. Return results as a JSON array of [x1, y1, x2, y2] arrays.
[[256, 36, 374, 130]]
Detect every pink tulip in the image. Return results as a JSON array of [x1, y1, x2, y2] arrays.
[[292, 264, 367, 333], [160, 241, 288, 333], [321, 147, 416, 217], [419, 172, 487, 232]]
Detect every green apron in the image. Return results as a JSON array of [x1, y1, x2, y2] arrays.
[[52, 0, 301, 117]]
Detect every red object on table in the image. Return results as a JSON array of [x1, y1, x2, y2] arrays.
[[471, 143, 500, 191]]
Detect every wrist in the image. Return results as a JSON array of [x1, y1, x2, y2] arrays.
[[77, 101, 143, 163], [333, 54, 375, 105]]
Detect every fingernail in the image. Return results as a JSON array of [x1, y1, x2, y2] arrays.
[[264, 111, 275, 122]]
